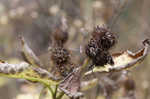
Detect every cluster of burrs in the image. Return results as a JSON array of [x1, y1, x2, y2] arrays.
[[50, 26, 75, 77], [85, 25, 117, 67]]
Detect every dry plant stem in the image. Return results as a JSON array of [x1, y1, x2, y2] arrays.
[[47, 82, 64, 99], [20, 36, 44, 68], [47, 85, 55, 99], [59, 58, 90, 98], [56, 92, 65, 99], [0, 61, 63, 98], [0, 61, 60, 86], [20, 36, 62, 81], [46, 84, 64, 99], [53, 85, 58, 99], [81, 58, 90, 75]]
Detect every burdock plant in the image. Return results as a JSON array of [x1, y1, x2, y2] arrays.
[[0, 24, 149, 99]]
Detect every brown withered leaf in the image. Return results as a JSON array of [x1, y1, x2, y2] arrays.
[[85, 39, 150, 75], [59, 68, 83, 98], [20, 36, 44, 67]]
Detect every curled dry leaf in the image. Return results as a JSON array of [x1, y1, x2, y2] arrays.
[[59, 68, 83, 98], [20, 36, 44, 67], [85, 39, 150, 75]]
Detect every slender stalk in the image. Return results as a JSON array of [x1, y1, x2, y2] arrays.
[[53, 85, 58, 99], [56, 92, 65, 99], [81, 58, 90, 77], [81, 58, 90, 70], [47, 85, 54, 99]]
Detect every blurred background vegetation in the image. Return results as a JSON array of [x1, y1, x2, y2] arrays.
[[0, 0, 150, 99]]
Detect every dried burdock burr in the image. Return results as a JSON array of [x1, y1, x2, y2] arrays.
[[50, 46, 74, 77], [85, 25, 116, 67], [50, 21, 73, 77], [51, 47, 70, 65], [85, 38, 101, 58], [92, 25, 117, 50], [92, 51, 114, 66]]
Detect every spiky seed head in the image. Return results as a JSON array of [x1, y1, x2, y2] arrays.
[[51, 47, 70, 65], [92, 25, 117, 50], [92, 51, 114, 66], [85, 38, 101, 58]]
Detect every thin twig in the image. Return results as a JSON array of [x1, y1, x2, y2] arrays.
[[20, 36, 44, 68], [0, 61, 59, 86], [47, 85, 54, 98], [54, 85, 58, 99], [56, 92, 65, 99]]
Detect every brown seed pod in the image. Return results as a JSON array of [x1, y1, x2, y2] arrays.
[[85, 25, 116, 67], [51, 46, 74, 77], [53, 28, 68, 46], [51, 47, 70, 65]]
